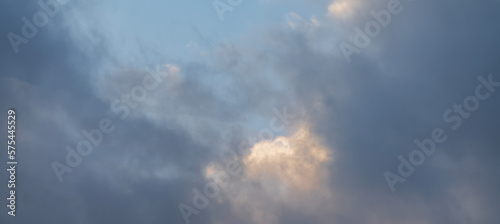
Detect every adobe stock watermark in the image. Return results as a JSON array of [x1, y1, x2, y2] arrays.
[[384, 73, 500, 192], [51, 64, 175, 183], [178, 107, 296, 224], [7, 0, 72, 54], [213, 0, 243, 21], [339, 0, 413, 63]]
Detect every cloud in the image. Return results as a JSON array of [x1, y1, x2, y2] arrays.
[[207, 123, 333, 224], [242, 123, 331, 194], [1, 0, 500, 223], [327, 0, 360, 19]]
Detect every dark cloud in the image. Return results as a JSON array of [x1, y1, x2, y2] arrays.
[[1, 0, 500, 223]]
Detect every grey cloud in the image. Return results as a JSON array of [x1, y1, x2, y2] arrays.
[[1, 0, 500, 223]]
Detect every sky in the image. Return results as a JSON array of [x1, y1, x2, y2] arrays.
[[1, 0, 500, 223]]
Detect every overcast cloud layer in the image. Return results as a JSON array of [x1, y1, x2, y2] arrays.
[[1, 0, 500, 223]]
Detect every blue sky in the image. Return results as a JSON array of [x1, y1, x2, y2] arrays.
[[73, 0, 325, 63]]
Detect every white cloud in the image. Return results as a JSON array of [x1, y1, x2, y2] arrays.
[[327, 0, 360, 19]]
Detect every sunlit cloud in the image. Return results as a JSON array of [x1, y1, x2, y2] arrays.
[[243, 123, 331, 193], [209, 123, 333, 224], [327, 0, 360, 19]]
